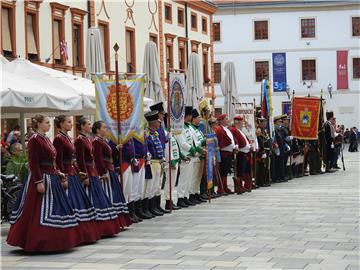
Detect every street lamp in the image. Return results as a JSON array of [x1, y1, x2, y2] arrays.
[[327, 83, 333, 99], [285, 84, 291, 100]]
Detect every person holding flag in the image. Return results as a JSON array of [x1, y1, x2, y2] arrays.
[[175, 106, 197, 207], [189, 109, 207, 204]]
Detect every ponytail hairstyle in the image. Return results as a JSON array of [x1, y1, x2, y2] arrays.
[[54, 115, 68, 129], [92, 120, 104, 135], [31, 114, 46, 130], [76, 116, 89, 131]]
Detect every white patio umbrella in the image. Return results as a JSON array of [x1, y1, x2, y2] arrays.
[[221, 62, 238, 120], [4, 58, 94, 113], [1, 68, 82, 113], [143, 41, 165, 109], [31, 62, 95, 113], [86, 27, 105, 76], [186, 53, 204, 109]]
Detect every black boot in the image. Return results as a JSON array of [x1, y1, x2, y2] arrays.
[[142, 198, 154, 218], [165, 200, 181, 210], [135, 200, 152, 219], [196, 193, 207, 203], [132, 201, 142, 222], [189, 194, 201, 204], [157, 195, 170, 214], [184, 197, 195, 206], [177, 198, 188, 208], [149, 197, 163, 216], [128, 202, 140, 223]]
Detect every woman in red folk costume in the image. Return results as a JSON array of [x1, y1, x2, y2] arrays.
[[53, 115, 100, 244], [92, 121, 132, 228], [7, 115, 80, 252], [74, 117, 121, 237]]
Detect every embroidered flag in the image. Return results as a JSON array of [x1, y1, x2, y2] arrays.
[[95, 74, 145, 144], [169, 72, 186, 134], [291, 97, 321, 140]]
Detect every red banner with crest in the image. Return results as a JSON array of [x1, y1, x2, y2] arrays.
[[291, 97, 321, 140]]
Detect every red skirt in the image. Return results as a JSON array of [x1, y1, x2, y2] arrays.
[[76, 221, 100, 244], [96, 219, 121, 237], [7, 180, 80, 252]]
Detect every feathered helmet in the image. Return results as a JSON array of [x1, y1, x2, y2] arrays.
[[199, 98, 210, 118]]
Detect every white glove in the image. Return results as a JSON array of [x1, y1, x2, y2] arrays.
[[234, 145, 239, 150], [132, 158, 139, 166], [146, 152, 152, 161], [168, 132, 172, 139], [262, 153, 267, 159], [331, 143, 334, 149]]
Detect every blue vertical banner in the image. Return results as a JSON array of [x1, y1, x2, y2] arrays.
[[272, 52, 287, 92], [207, 133, 215, 189]]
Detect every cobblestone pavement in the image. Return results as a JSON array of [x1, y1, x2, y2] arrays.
[[1, 152, 359, 270]]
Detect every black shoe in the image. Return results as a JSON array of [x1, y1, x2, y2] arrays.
[[184, 197, 195, 206], [149, 197, 163, 216], [141, 198, 155, 218], [189, 194, 201, 204], [165, 200, 181, 210], [177, 198, 188, 208], [200, 193, 209, 200], [135, 200, 152, 219], [157, 195, 170, 214], [195, 193, 207, 203], [334, 166, 341, 170]]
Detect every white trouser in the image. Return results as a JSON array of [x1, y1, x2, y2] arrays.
[[177, 158, 194, 199], [144, 162, 162, 199], [122, 164, 133, 203], [190, 159, 204, 195], [164, 163, 179, 201], [131, 160, 145, 202]]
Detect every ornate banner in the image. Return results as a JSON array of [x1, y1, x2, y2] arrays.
[[95, 74, 145, 144], [234, 103, 257, 144], [207, 133, 215, 189], [337, 50, 348, 90], [282, 101, 292, 115], [261, 79, 274, 137], [291, 97, 321, 140], [272, 52, 287, 92], [169, 72, 186, 134]]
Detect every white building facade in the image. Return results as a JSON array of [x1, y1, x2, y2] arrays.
[[213, 0, 360, 128]]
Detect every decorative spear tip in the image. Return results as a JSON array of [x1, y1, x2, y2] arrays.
[[113, 43, 120, 52]]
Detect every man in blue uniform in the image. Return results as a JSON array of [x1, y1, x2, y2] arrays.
[[145, 110, 167, 217]]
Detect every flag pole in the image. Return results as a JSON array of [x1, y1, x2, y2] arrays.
[[114, 43, 124, 187], [167, 70, 173, 212], [252, 98, 257, 186]]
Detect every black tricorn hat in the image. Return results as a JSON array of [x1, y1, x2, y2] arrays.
[[145, 110, 160, 122], [192, 109, 200, 119], [150, 102, 165, 113], [185, 106, 193, 116]]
